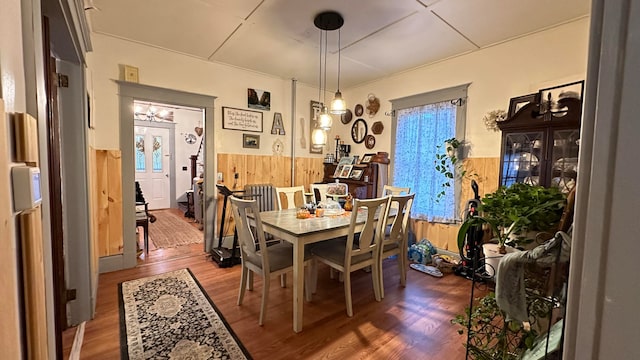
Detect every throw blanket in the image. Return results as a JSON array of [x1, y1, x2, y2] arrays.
[[495, 231, 571, 322]]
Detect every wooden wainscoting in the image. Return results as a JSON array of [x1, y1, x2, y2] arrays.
[[93, 149, 123, 257], [413, 157, 500, 251], [216, 154, 324, 191], [0, 99, 22, 359], [19, 207, 49, 360], [215, 153, 324, 236]]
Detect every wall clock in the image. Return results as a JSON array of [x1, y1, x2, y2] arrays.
[[272, 138, 284, 156], [185, 133, 197, 144]]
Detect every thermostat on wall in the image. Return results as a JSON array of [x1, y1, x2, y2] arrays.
[[12, 166, 42, 212]]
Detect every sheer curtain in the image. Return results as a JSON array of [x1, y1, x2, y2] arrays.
[[393, 101, 457, 222]]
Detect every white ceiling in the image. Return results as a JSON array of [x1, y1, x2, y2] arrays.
[[86, 0, 590, 89]]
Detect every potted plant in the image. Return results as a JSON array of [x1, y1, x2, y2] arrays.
[[452, 292, 544, 360], [434, 137, 475, 202], [457, 183, 565, 256]]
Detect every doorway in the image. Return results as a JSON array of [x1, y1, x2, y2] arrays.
[[133, 100, 208, 264], [99, 82, 216, 273]]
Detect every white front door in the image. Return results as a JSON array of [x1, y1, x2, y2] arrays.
[[134, 126, 171, 209]]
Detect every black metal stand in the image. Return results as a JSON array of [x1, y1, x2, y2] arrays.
[[211, 185, 244, 268], [211, 184, 261, 268]]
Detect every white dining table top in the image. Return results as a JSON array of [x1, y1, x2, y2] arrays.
[[255, 208, 356, 236]]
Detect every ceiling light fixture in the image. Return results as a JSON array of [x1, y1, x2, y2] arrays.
[[330, 27, 346, 115], [311, 20, 327, 146]]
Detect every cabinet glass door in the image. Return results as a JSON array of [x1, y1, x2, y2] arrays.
[[501, 131, 544, 187], [550, 129, 579, 193]]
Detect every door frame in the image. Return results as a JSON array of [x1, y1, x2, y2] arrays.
[[134, 119, 177, 209], [99, 82, 216, 272]]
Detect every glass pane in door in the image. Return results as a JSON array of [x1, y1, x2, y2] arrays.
[[152, 136, 163, 172], [550, 129, 579, 193], [135, 135, 145, 172], [501, 132, 544, 187]]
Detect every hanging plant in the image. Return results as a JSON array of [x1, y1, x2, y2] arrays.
[[434, 138, 475, 202], [483, 109, 507, 132]]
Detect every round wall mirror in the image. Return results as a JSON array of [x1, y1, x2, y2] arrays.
[[351, 119, 368, 144]]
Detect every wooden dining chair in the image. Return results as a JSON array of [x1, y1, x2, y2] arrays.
[[310, 183, 329, 203], [378, 193, 415, 299], [229, 196, 312, 325], [383, 185, 411, 195], [311, 196, 391, 317], [275, 185, 306, 210]]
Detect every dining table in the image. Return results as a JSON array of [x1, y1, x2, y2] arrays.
[[248, 206, 394, 333]]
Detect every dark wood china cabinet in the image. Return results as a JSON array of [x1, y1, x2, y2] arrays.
[[498, 97, 582, 193]]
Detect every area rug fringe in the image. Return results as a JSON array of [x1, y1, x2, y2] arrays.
[[119, 269, 251, 359]]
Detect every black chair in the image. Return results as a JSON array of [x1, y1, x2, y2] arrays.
[[135, 182, 156, 254]]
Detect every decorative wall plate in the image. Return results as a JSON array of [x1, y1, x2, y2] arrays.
[[366, 93, 380, 117], [354, 104, 364, 116], [365, 134, 376, 149], [371, 121, 384, 134], [340, 109, 353, 124]]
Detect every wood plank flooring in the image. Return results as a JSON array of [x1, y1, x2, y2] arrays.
[[63, 209, 484, 359]]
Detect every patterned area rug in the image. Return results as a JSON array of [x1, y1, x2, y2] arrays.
[[119, 269, 251, 359], [148, 210, 203, 249]]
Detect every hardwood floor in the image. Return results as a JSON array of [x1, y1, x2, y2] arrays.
[[63, 208, 482, 359], [63, 246, 483, 359]]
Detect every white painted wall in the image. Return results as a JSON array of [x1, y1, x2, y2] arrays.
[[0, 0, 26, 356], [336, 18, 590, 159], [86, 33, 332, 159]]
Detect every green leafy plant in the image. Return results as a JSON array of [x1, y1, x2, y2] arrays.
[[434, 138, 474, 202], [457, 183, 565, 254], [452, 292, 543, 360]]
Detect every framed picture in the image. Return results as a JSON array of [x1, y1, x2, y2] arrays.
[[338, 156, 354, 166], [309, 100, 323, 154], [360, 153, 376, 164], [333, 164, 344, 178], [508, 93, 538, 118], [350, 169, 364, 180], [538, 80, 584, 113], [339, 165, 353, 178], [223, 107, 263, 132], [242, 133, 260, 149], [247, 88, 270, 110]]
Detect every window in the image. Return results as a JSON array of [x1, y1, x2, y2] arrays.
[[135, 135, 146, 172], [390, 84, 468, 222]]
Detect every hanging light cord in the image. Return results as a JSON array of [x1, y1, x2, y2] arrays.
[[318, 29, 322, 105], [337, 29, 341, 92], [323, 28, 328, 105]]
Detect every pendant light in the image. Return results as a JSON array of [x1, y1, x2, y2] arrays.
[[311, 19, 328, 146], [330, 28, 347, 115]]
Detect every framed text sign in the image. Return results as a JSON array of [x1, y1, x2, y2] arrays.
[[222, 107, 263, 132]]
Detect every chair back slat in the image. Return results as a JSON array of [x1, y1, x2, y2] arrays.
[[346, 197, 391, 260], [275, 186, 306, 210], [386, 194, 415, 246], [229, 196, 272, 272]]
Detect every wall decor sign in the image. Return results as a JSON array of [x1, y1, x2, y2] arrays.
[[222, 107, 263, 132], [271, 112, 286, 135], [247, 88, 271, 110], [309, 100, 323, 154]]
